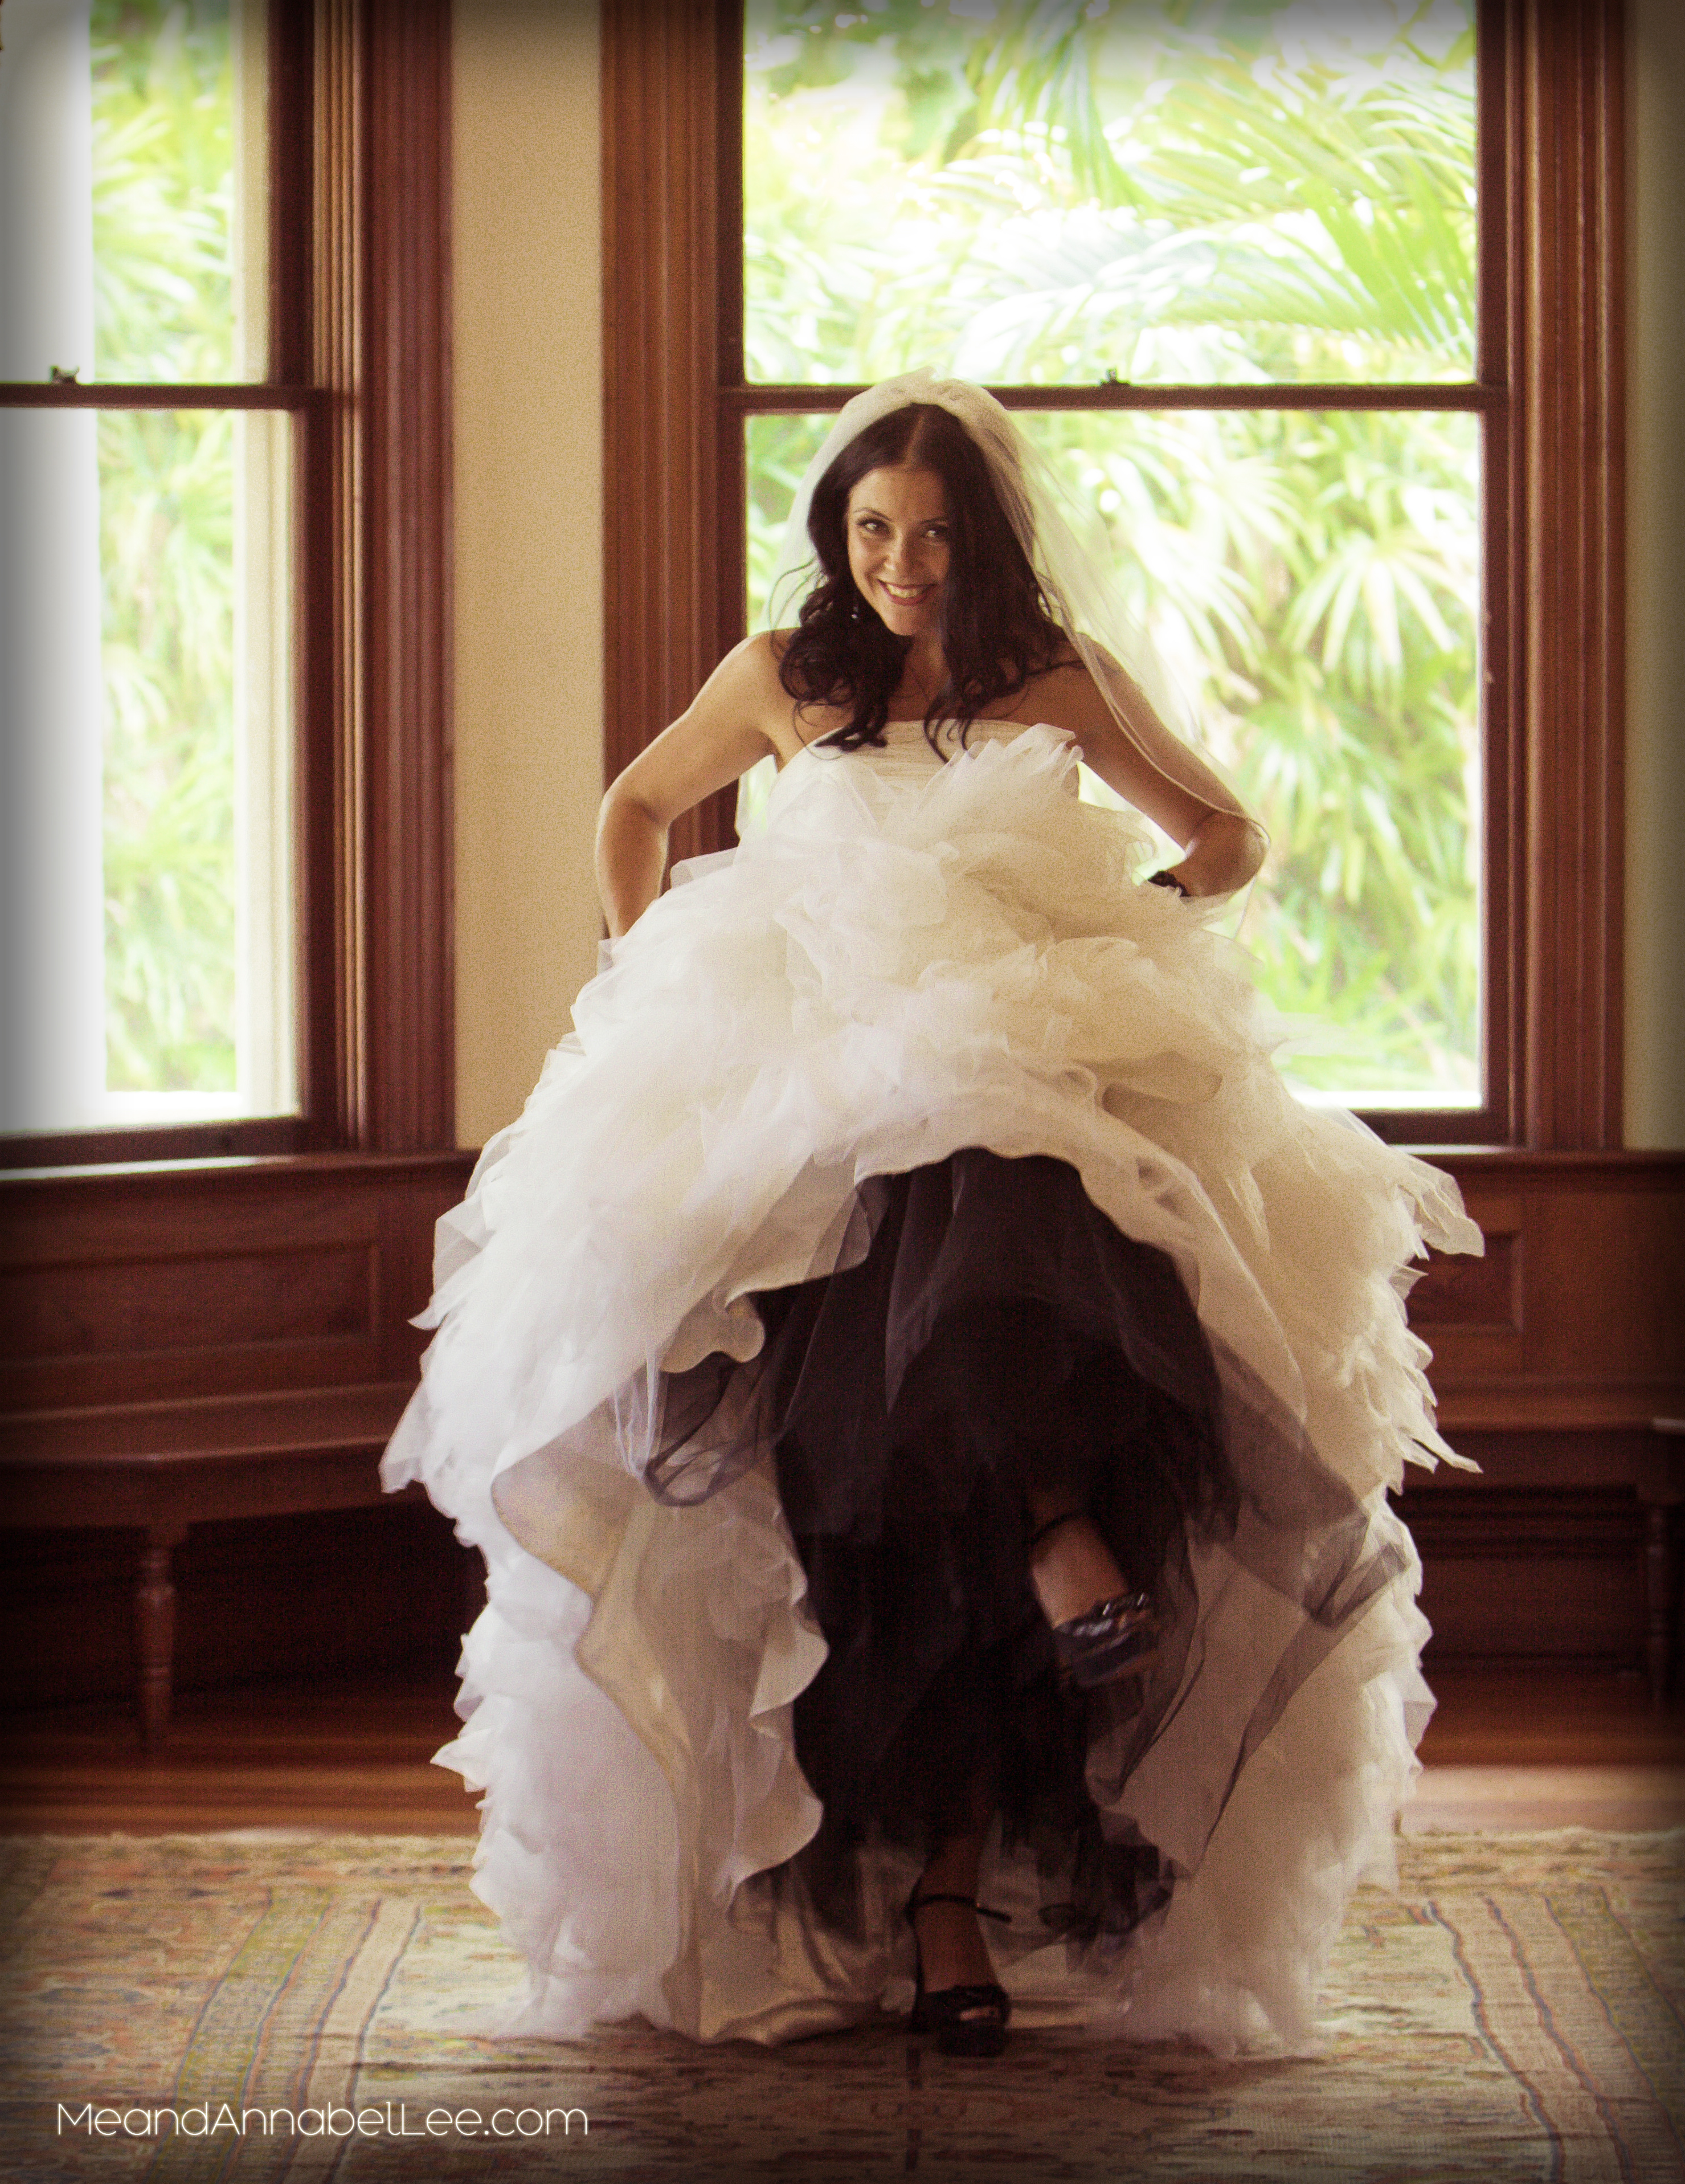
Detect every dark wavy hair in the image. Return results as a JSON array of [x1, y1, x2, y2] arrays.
[[777, 404, 1069, 753]]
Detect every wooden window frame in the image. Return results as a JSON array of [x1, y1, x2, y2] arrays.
[[0, 0, 454, 1171], [602, 0, 1625, 1153]]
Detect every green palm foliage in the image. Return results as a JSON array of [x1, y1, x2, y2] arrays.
[[745, 0, 1480, 1103], [99, 406, 238, 1092], [92, 0, 241, 1093]]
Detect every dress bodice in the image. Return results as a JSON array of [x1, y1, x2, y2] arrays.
[[806, 716, 1063, 761], [779, 716, 1074, 797]]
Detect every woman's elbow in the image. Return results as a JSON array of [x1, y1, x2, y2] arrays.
[[1226, 810, 1270, 884]]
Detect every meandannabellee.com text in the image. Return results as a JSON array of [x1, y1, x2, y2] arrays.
[[58, 2103, 587, 2141]]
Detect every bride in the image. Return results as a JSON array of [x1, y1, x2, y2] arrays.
[[384, 370, 1479, 2059]]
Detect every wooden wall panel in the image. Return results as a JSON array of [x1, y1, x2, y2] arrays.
[[0, 1153, 475, 1717], [3, 1146, 1678, 1689], [1410, 1493, 1644, 1663], [1403, 1150, 1685, 1664], [1412, 1151, 1685, 1431], [1, 1245, 375, 1364], [0, 1154, 470, 1415]]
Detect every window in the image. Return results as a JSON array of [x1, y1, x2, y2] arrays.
[[2, 0, 292, 1137], [604, 0, 1625, 1150], [744, 0, 1483, 1117], [2, 0, 455, 1165]]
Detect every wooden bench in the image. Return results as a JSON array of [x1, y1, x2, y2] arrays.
[[1, 1382, 431, 1746]]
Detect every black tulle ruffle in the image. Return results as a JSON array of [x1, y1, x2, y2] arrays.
[[651, 1148, 1251, 1940]]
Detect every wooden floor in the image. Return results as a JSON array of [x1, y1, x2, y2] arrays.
[[1, 1659, 1682, 1835]]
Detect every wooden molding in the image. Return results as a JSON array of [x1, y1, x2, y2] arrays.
[[1507, 0, 1627, 1149], [304, 0, 364, 1145], [602, 0, 742, 863], [308, 0, 455, 1152], [359, 0, 455, 1152]]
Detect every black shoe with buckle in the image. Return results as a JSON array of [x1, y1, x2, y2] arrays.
[[905, 1890, 1012, 2058]]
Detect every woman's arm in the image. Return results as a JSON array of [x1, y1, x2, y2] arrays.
[[596, 636, 788, 936], [1159, 809, 1270, 900], [1028, 660, 1267, 899]]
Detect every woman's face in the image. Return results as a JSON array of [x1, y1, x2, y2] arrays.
[[845, 463, 950, 639]]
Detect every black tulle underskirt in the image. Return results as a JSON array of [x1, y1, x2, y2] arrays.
[[649, 1147, 1246, 1940]]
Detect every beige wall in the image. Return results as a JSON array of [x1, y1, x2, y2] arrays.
[[452, 0, 603, 1149], [1626, 0, 1685, 1148], [449, 1, 1683, 1148]]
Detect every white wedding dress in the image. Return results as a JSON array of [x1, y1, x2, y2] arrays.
[[383, 717, 1479, 2054]]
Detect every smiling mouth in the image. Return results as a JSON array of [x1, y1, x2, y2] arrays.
[[879, 580, 935, 603]]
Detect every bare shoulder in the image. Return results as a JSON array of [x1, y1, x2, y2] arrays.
[[1017, 648, 1250, 843], [683, 630, 808, 756], [695, 628, 783, 710], [1012, 655, 1116, 736]]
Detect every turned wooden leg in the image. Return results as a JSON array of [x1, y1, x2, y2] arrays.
[[136, 1524, 186, 1750], [1643, 1501, 1676, 1713]]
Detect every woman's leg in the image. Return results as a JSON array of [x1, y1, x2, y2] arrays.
[[1023, 1484, 1133, 1629], [909, 1760, 1001, 2006]]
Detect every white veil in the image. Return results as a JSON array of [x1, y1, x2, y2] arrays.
[[746, 368, 1255, 836]]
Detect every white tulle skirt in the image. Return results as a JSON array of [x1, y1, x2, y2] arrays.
[[383, 720, 1480, 2054]]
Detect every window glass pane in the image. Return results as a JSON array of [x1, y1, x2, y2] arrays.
[[94, 0, 265, 381], [0, 406, 296, 1131], [747, 412, 833, 631], [0, 0, 265, 387], [745, 406, 1480, 1109], [745, 0, 1475, 388]]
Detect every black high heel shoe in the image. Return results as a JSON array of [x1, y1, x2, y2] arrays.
[[905, 1889, 1012, 2058], [1027, 1511, 1160, 1688]]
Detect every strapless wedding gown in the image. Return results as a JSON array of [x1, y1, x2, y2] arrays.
[[383, 717, 1479, 2053]]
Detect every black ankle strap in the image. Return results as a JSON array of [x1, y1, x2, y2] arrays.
[[907, 1891, 1011, 1925], [1026, 1508, 1086, 1554]]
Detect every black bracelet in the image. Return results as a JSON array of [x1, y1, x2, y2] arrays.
[[1146, 870, 1189, 898]]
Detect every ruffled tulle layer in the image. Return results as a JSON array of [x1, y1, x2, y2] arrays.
[[382, 720, 1479, 2052], [734, 1147, 1230, 1932]]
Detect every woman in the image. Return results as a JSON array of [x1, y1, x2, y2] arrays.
[[385, 372, 1479, 2059]]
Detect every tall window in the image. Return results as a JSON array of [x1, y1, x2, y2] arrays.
[[742, 0, 1483, 1116], [1, 0, 292, 1137], [1, 0, 456, 1165], [606, 0, 1627, 1153]]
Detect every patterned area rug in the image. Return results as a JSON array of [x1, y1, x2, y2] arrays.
[[1, 1831, 1680, 2183]]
